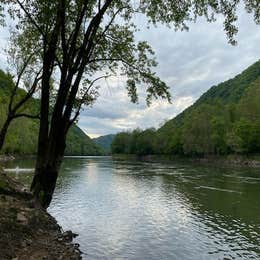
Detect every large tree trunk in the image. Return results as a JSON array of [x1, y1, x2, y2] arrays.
[[31, 129, 66, 208], [30, 163, 59, 208], [30, 16, 62, 208], [31, 116, 67, 208], [0, 117, 12, 151]]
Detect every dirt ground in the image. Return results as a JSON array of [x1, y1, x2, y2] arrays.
[[0, 170, 82, 260]]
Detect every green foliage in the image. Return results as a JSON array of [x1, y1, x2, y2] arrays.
[[2, 0, 259, 120], [111, 132, 132, 154], [112, 60, 260, 156], [93, 134, 115, 154], [65, 126, 102, 156], [0, 70, 102, 155], [1, 0, 259, 158]]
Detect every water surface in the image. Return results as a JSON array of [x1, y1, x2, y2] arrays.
[[4, 156, 260, 259]]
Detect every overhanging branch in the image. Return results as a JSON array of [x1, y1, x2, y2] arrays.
[[12, 113, 40, 120]]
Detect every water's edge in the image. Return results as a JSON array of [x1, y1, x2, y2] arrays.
[[112, 154, 260, 168], [0, 170, 82, 259]]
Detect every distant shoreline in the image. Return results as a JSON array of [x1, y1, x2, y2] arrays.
[[112, 154, 260, 168]]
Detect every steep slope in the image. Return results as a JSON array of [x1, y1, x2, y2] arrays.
[[93, 134, 115, 154], [112, 60, 260, 156], [65, 126, 102, 155], [0, 70, 102, 155], [160, 59, 260, 132]]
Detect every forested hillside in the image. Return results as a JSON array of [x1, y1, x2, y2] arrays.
[[93, 134, 115, 154], [0, 70, 102, 155], [112, 60, 260, 156]]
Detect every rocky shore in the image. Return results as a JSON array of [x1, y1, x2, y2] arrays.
[[0, 170, 82, 260]]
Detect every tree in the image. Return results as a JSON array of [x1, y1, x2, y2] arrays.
[[111, 132, 132, 154], [0, 55, 41, 151], [1, 0, 259, 208], [134, 128, 157, 155]]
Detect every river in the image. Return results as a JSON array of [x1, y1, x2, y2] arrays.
[[4, 156, 260, 259]]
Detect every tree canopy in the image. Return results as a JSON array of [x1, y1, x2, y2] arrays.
[[1, 0, 259, 113], [0, 0, 259, 207]]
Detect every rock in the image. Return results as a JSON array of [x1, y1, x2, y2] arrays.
[[62, 231, 78, 242], [22, 188, 29, 193], [26, 239, 33, 245], [0, 170, 82, 260], [74, 243, 80, 249], [17, 212, 28, 224]]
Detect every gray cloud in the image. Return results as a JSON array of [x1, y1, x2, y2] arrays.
[[81, 8, 259, 137], [0, 8, 259, 138]]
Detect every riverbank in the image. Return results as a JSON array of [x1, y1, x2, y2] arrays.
[[191, 154, 260, 167], [0, 169, 82, 260], [113, 154, 260, 168]]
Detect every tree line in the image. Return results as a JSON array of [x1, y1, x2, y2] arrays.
[[112, 75, 260, 156], [0, 0, 259, 208]]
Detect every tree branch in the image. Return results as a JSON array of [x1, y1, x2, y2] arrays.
[[69, 75, 110, 126], [12, 113, 40, 120], [88, 57, 144, 74], [68, 0, 89, 61], [15, 0, 45, 38], [12, 70, 42, 113], [62, 0, 114, 125], [8, 53, 34, 113], [60, 0, 67, 57]]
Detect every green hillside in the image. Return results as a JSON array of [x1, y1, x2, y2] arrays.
[[0, 70, 102, 155], [93, 134, 115, 154], [112, 60, 260, 156]]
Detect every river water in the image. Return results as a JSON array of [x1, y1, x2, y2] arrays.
[[4, 156, 260, 259]]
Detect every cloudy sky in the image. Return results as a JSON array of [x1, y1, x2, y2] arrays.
[[0, 7, 259, 138]]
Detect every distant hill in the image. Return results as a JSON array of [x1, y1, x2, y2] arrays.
[[0, 70, 102, 155], [112, 60, 260, 156], [161, 59, 260, 131], [93, 134, 115, 154]]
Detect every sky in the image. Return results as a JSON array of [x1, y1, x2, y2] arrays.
[[0, 7, 259, 138]]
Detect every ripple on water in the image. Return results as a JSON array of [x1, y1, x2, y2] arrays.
[[6, 157, 260, 260]]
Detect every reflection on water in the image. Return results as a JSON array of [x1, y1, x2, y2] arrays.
[[4, 156, 260, 259]]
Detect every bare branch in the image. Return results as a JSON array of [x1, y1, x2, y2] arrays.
[[69, 75, 110, 126], [12, 70, 42, 113], [89, 57, 144, 74], [98, 0, 101, 12], [99, 6, 128, 41], [12, 113, 40, 120], [8, 53, 35, 113]]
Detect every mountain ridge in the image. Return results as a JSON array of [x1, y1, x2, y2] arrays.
[[93, 134, 115, 154], [0, 70, 102, 155], [112, 60, 260, 156]]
